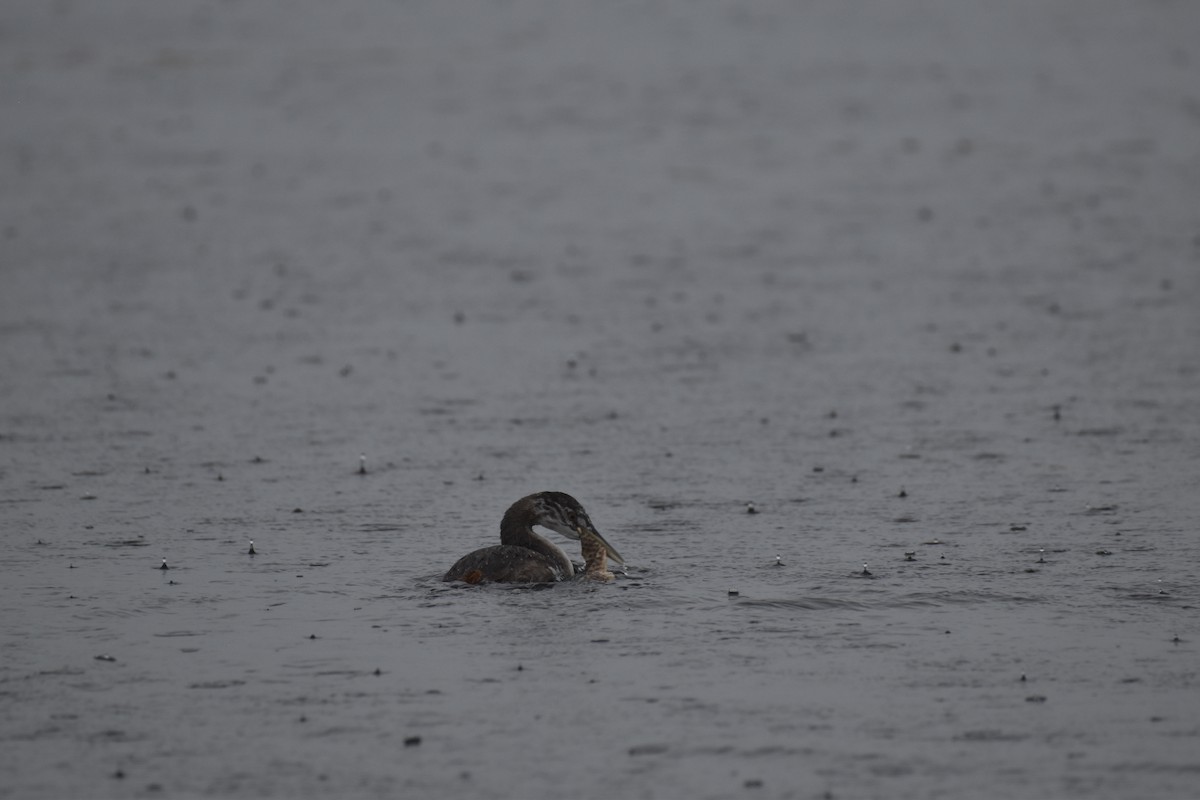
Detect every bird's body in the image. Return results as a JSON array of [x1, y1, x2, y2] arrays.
[[443, 544, 569, 584], [442, 492, 623, 584]]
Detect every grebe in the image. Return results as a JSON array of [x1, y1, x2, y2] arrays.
[[442, 492, 624, 584]]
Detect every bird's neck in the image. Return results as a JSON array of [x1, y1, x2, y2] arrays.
[[500, 499, 574, 577]]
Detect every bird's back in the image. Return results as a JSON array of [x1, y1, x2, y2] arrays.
[[442, 544, 566, 584]]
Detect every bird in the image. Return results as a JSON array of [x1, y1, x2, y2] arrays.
[[442, 492, 625, 584]]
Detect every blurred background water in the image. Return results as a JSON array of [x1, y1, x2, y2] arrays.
[[2, 1, 1199, 797]]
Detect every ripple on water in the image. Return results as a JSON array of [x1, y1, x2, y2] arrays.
[[735, 589, 1045, 613], [736, 596, 872, 612]]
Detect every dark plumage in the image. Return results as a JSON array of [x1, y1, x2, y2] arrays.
[[442, 492, 624, 584]]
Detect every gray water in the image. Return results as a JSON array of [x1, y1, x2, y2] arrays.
[[3, 1, 1199, 798]]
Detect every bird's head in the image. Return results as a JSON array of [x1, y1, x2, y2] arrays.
[[530, 491, 625, 566]]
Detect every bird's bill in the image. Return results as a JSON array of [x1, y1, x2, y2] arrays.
[[578, 525, 624, 566]]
